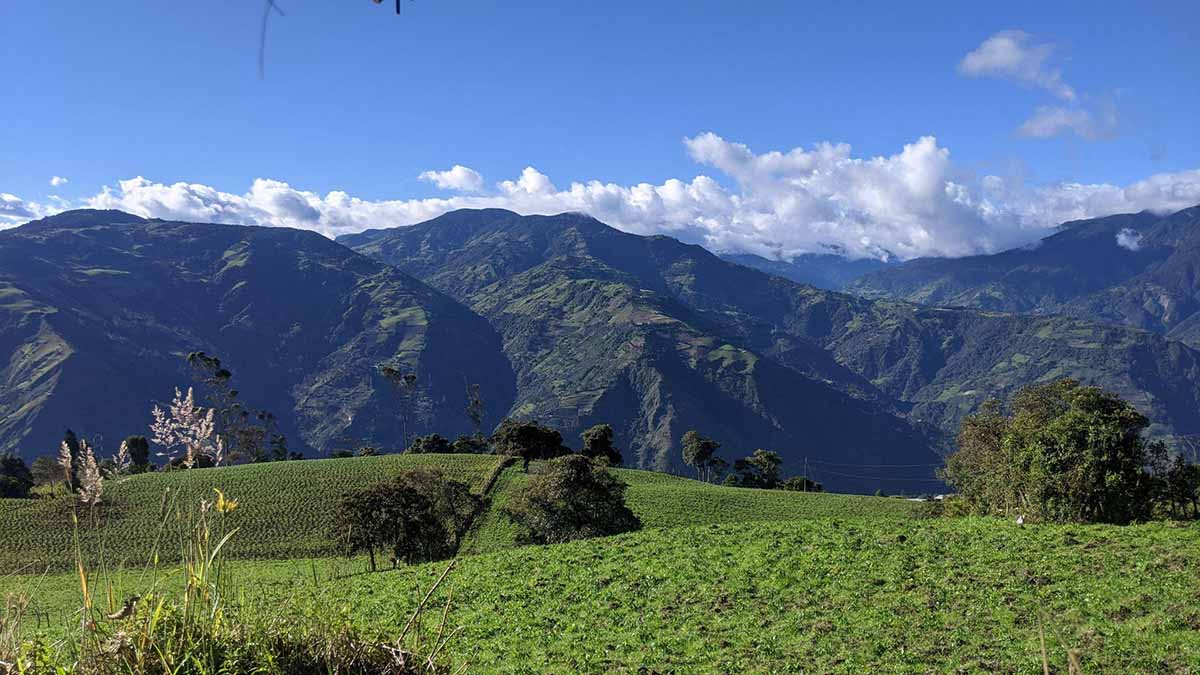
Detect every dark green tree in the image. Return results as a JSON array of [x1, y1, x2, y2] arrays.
[[330, 469, 479, 571], [725, 449, 783, 489], [503, 455, 641, 544], [450, 434, 489, 454], [61, 429, 82, 491], [681, 431, 726, 483], [1162, 455, 1200, 518], [407, 433, 452, 454], [580, 424, 622, 465], [491, 418, 570, 470], [121, 436, 152, 473], [30, 456, 60, 487], [942, 379, 1167, 524], [0, 453, 34, 498]]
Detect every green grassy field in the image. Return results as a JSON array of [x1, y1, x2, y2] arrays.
[[459, 465, 927, 555], [0, 454, 924, 573], [0, 453, 502, 571], [326, 519, 1200, 673], [10, 519, 1195, 672], [4, 454, 1196, 672]]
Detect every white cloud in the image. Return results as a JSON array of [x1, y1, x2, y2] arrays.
[[1016, 105, 1118, 141], [959, 30, 1075, 101], [3, 133, 1195, 259], [0, 193, 57, 229], [418, 165, 484, 193], [49, 176, 69, 187], [1116, 228, 1143, 251]]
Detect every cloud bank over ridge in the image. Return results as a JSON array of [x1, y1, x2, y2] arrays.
[[4, 133, 1199, 261]]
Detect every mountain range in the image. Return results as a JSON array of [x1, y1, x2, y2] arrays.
[[0, 210, 515, 464], [852, 206, 1200, 346], [4, 207, 1200, 492]]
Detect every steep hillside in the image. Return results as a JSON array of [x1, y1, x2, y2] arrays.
[[0, 210, 515, 459], [343, 211, 940, 488], [851, 206, 1200, 346], [343, 209, 1200, 451]]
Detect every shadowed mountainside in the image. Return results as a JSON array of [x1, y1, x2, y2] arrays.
[[0, 210, 516, 460]]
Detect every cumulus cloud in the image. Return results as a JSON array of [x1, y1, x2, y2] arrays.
[[49, 176, 69, 187], [959, 30, 1075, 101], [1016, 104, 1118, 141], [1116, 228, 1143, 251], [0, 193, 55, 229], [68, 134, 1200, 261], [418, 165, 485, 193]]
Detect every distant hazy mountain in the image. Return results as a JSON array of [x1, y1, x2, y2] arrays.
[[343, 209, 1200, 488], [851, 206, 1200, 346], [721, 252, 895, 290], [0, 210, 515, 460]]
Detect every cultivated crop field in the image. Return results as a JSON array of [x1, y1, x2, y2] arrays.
[[175, 518, 1200, 673], [2, 457, 1198, 672], [617, 468, 927, 527], [0, 453, 502, 572]]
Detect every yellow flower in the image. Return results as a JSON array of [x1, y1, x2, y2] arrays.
[[213, 488, 239, 514]]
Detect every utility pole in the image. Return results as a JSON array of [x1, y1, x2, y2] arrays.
[[804, 456, 808, 492]]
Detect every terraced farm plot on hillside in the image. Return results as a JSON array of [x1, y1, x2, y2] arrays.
[[0, 454, 501, 571]]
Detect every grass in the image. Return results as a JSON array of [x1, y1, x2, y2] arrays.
[[285, 519, 1200, 673], [2, 456, 1198, 672], [456, 465, 924, 555], [0, 453, 500, 572], [19, 518, 1181, 673]]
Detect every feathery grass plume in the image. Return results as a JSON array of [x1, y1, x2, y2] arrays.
[[76, 439, 103, 507], [150, 386, 222, 467], [57, 439, 74, 490], [111, 439, 132, 477]]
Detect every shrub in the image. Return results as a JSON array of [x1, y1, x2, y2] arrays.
[[779, 475, 823, 492], [450, 434, 489, 454], [941, 379, 1166, 524], [331, 469, 480, 570], [0, 454, 34, 498], [504, 455, 641, 544], [406, 433, 451, 454], [725, 449, 782, 489]]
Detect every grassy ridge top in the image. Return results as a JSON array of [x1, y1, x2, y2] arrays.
[[0, 455, 919, 573]]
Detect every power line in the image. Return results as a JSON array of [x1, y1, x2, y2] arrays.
[[810, 467, 946, 482], [806, 459, 943, 468]]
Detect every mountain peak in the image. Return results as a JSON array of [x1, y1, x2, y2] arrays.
[[19, 209, 148, 231]]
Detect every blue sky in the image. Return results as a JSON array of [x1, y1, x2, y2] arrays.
[[2, 0, 1198, 259]]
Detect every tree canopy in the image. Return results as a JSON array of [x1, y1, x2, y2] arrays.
[[942, 379, 1166, 524]]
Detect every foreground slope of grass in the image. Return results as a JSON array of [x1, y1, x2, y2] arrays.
[[0, 454, 501, 571], [295, 519, 1200, 673], [8, 519, 1197, 672]]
